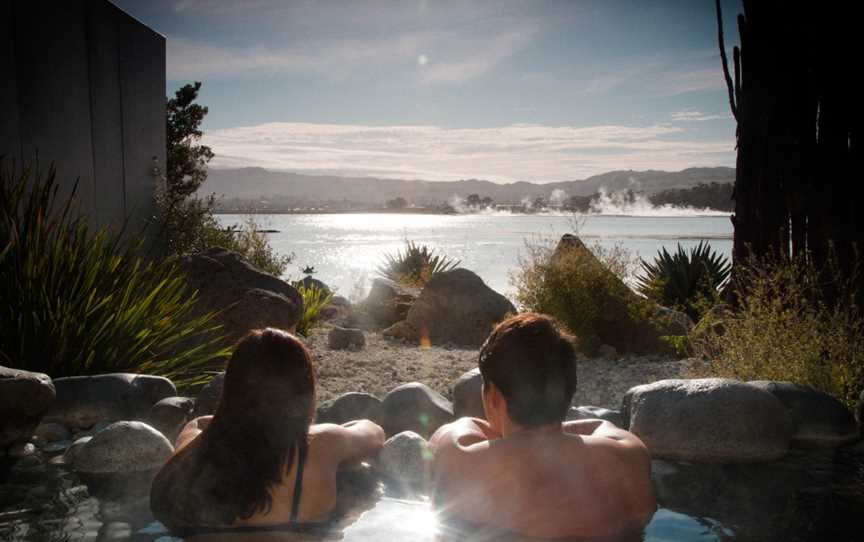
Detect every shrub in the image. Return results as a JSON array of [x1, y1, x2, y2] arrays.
[[635, 241, 730, 321], [154, 189, 292, 277], [295, 285, 333, 337], [692, 255, 864, 410], [0, 164, 229, 389], [511, 235, 669, 355], [377, 240, 460, 287]]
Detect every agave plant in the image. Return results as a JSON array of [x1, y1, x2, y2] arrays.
[[294, 285, 333, 337], [377, 241, 460, 287], [0, 162, 229, 389], [635, 241, 730, 320]]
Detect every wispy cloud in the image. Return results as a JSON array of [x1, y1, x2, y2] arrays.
[[203, 122, 735, 182], [671, 110, 731, 122]]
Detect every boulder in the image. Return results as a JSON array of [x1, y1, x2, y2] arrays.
[[193, 374, 225, 417], [71, 421, 173, 474], [381, 383, 454, 438], [147, 397, 195, 444], [297, 276, 331, 295], [34, 422, 71, 443], [381, 320, 418, 341], [0, 366, 56, 452], [623, 378, 793, 462], [362, 278, 420, 328], [317, 392, 383, 425], [64, 436, 92, 466], [654, 306, 695, 335], [377, 431, 431, 488], [43, 374, 176, 431], [596, 344, 618, 359], [748, 381, 859, 448], [177, 247, 303, 343], [452, 368, 485, 419], [857, 389, 864, 429], [403, 269, 516, 348], [328, 327, 366, 350], [566, 406, 624, 428]]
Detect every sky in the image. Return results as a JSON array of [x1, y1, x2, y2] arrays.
[[116, 0, 743, 183]]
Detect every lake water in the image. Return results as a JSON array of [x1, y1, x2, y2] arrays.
[[215, 213, 733, 299]]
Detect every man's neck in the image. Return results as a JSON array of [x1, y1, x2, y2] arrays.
[[502, 421, 562, 438]]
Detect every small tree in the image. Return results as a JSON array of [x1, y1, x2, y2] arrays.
[[166, 82, 214, 199], [466, 194, 482, 207], [386, 197, 408, 209]]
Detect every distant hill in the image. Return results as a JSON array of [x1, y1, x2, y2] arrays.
[[202, 166, 734, 207]]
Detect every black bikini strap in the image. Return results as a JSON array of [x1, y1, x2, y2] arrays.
[[290, 442, 307, 523]]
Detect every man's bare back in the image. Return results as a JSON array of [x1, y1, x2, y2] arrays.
[[430, 417, 656, 539]]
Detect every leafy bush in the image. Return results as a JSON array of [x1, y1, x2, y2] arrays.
[[0, 164, 229, 389], [154, 189, 292, 277], [635, 241, 730, 321], [295, 285, 333, 337], [377, 241, 460, 287], [692, 255, 864, 410], [511, 235, 669, 355]]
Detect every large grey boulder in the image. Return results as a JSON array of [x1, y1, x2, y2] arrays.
[[566, 406, 624, 428], [177, 247, 303, 343], [377, 431, 430, 489], [381, 383, 454, 438], [193, 373, 225, 417], [147, 397, 195, 444], [452, 368, 485, 419], [43, 374, 176, 431], [748, 381, 859, 448], [328, 327, 366, 350], [0, 366, 56, 452], [400, 269, 516, 348], [317, 392, 383, 425], [654, 306, 695, 335], [623, 378, 793, 462], [71, 421, 173, 474], [362, 278, 420, 328]]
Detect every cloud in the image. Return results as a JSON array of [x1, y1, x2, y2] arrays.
[[671, 110, 731, 122], [203, 122, 735, 182]]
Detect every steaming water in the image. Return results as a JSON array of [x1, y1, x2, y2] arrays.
[[215, 213, 733, 298]]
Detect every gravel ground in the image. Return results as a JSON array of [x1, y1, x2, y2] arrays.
[[305, 323, 700, 410]]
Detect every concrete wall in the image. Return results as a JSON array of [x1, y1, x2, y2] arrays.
[[0, 0, 165, 231]]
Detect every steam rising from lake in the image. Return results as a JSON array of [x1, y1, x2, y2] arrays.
[[589, 188, 730, 217]]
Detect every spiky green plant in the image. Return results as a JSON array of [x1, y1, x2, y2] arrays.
[[377, 241, 460, 287], [635, 241, 730, 321], [295, 285, 333, 337], [0, 163, 229, 389]]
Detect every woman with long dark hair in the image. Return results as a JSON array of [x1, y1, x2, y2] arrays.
[[150, 328, 384, 532]]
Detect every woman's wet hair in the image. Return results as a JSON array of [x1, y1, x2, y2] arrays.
[[478, 313, 577, 427], [151, 328, 316, 528]]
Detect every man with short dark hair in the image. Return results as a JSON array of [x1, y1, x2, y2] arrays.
[[430, 313, 656, 539]]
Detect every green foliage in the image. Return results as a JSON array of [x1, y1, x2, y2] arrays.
[[511, 237, 669, 356], [294, 285, 333, 337], [377, 241, 461, 287], [649, 182, 734, 212], [166, 82, 214, 198], [636, 241, 730, 321], [0, 164, 229, 388], [692, 255, 864, 410]]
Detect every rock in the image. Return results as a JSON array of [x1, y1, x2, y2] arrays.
[[377, 431, 431, 487], [0, 366, 56, 451], [64, 436, 92, 465], [193, 374, 225, 417], [34, 422, 71, 443], [42, 440, 73, 453], [857, 389, 864, 428], [381, 383, 454, 438], [623, 378, 793, 462], [566, 406, 624, 428], [362, 278, 420, 328], [381, 320, 418, 341], [330, 296, 351, 307], [452, 368, 485, 419], [177, 247, 303, 343], [71, 421, 173, 474], [597, 344, 618, 359], [654, 306, 695, 335], [43, 374, 176, 431], [748, 381, 859, 448], [403, 269, 516, 348], [8, 442, 37, 459], [317, 392, 383, 425], [328, 327, 366, 350], [147, 397, 195, 444]]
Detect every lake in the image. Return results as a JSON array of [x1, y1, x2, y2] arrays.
[[215, 213, 733, 299]]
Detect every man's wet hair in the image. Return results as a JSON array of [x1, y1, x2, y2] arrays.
[[478, 313, 577, 427]]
